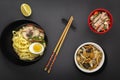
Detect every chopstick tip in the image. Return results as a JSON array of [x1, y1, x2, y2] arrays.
[[47, 70, 51, 74], [44, 67, 47, 71], [70, 16, 74, 19]]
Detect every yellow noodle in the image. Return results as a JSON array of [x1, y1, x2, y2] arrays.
[[12, 29, 39, 60]]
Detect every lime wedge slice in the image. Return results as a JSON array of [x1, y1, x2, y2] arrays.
[[20, 3, 32, 17]]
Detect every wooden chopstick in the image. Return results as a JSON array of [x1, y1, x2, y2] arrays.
[[47, 16, 73, 73], [44, 16, 74, 73], [44, 17, 71, 71]]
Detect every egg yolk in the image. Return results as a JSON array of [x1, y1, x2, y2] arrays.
[[33, 44, 42, 52]]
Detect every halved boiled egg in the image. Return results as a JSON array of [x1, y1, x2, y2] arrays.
[[29, 42, 44, 55]]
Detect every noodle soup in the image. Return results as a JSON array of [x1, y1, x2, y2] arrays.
[[12, 23, 46, 61]]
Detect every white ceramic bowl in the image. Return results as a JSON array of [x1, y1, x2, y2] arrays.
[[74, 42, 105, 73]]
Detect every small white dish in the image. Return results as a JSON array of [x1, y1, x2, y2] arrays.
[[74, 42, 105, 73]]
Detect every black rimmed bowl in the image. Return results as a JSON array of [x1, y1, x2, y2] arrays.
[[0, 20, 48, 65]]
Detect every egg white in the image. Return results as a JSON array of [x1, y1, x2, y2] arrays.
[[29, 42, 44, 55]]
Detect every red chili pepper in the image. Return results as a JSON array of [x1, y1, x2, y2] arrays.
[[94, 11, 98, 15]]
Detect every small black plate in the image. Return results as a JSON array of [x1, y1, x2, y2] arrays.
[[0, 20, 48, 65]]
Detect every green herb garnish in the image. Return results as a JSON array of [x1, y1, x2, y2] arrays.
[[32, 36, 40, 40]]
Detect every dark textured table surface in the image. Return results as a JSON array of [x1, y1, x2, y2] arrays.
[[0, 0, 120, 80]]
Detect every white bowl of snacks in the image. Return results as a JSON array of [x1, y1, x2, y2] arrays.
[[74, 42, 105, 73]]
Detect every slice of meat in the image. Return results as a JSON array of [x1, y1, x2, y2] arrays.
[[93, 14, 101, 23], [100, 12, 106, 19], [39, 28, 44, 33], [22, 31, 28, 40], [40, 32, 45, 39], [94, 19, 103, 29], [97, 24, 104, 32], [32, 29, 40, 37], [22, 26, 33, 32], [90, 15, 95, 21], [22, 26, 34, 40]]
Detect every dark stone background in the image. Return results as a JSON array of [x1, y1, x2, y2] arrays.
[[0, 0, 119, 80]]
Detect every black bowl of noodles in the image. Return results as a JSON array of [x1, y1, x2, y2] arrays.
[[0, 20, 48, 65]]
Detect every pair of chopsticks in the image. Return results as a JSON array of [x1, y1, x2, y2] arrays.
[[44, 16, 74, 73]]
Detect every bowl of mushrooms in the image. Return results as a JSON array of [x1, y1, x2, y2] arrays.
[[74, 42, 105, 73]]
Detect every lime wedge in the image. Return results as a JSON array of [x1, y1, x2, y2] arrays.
[[20, 3, 32, 17]]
